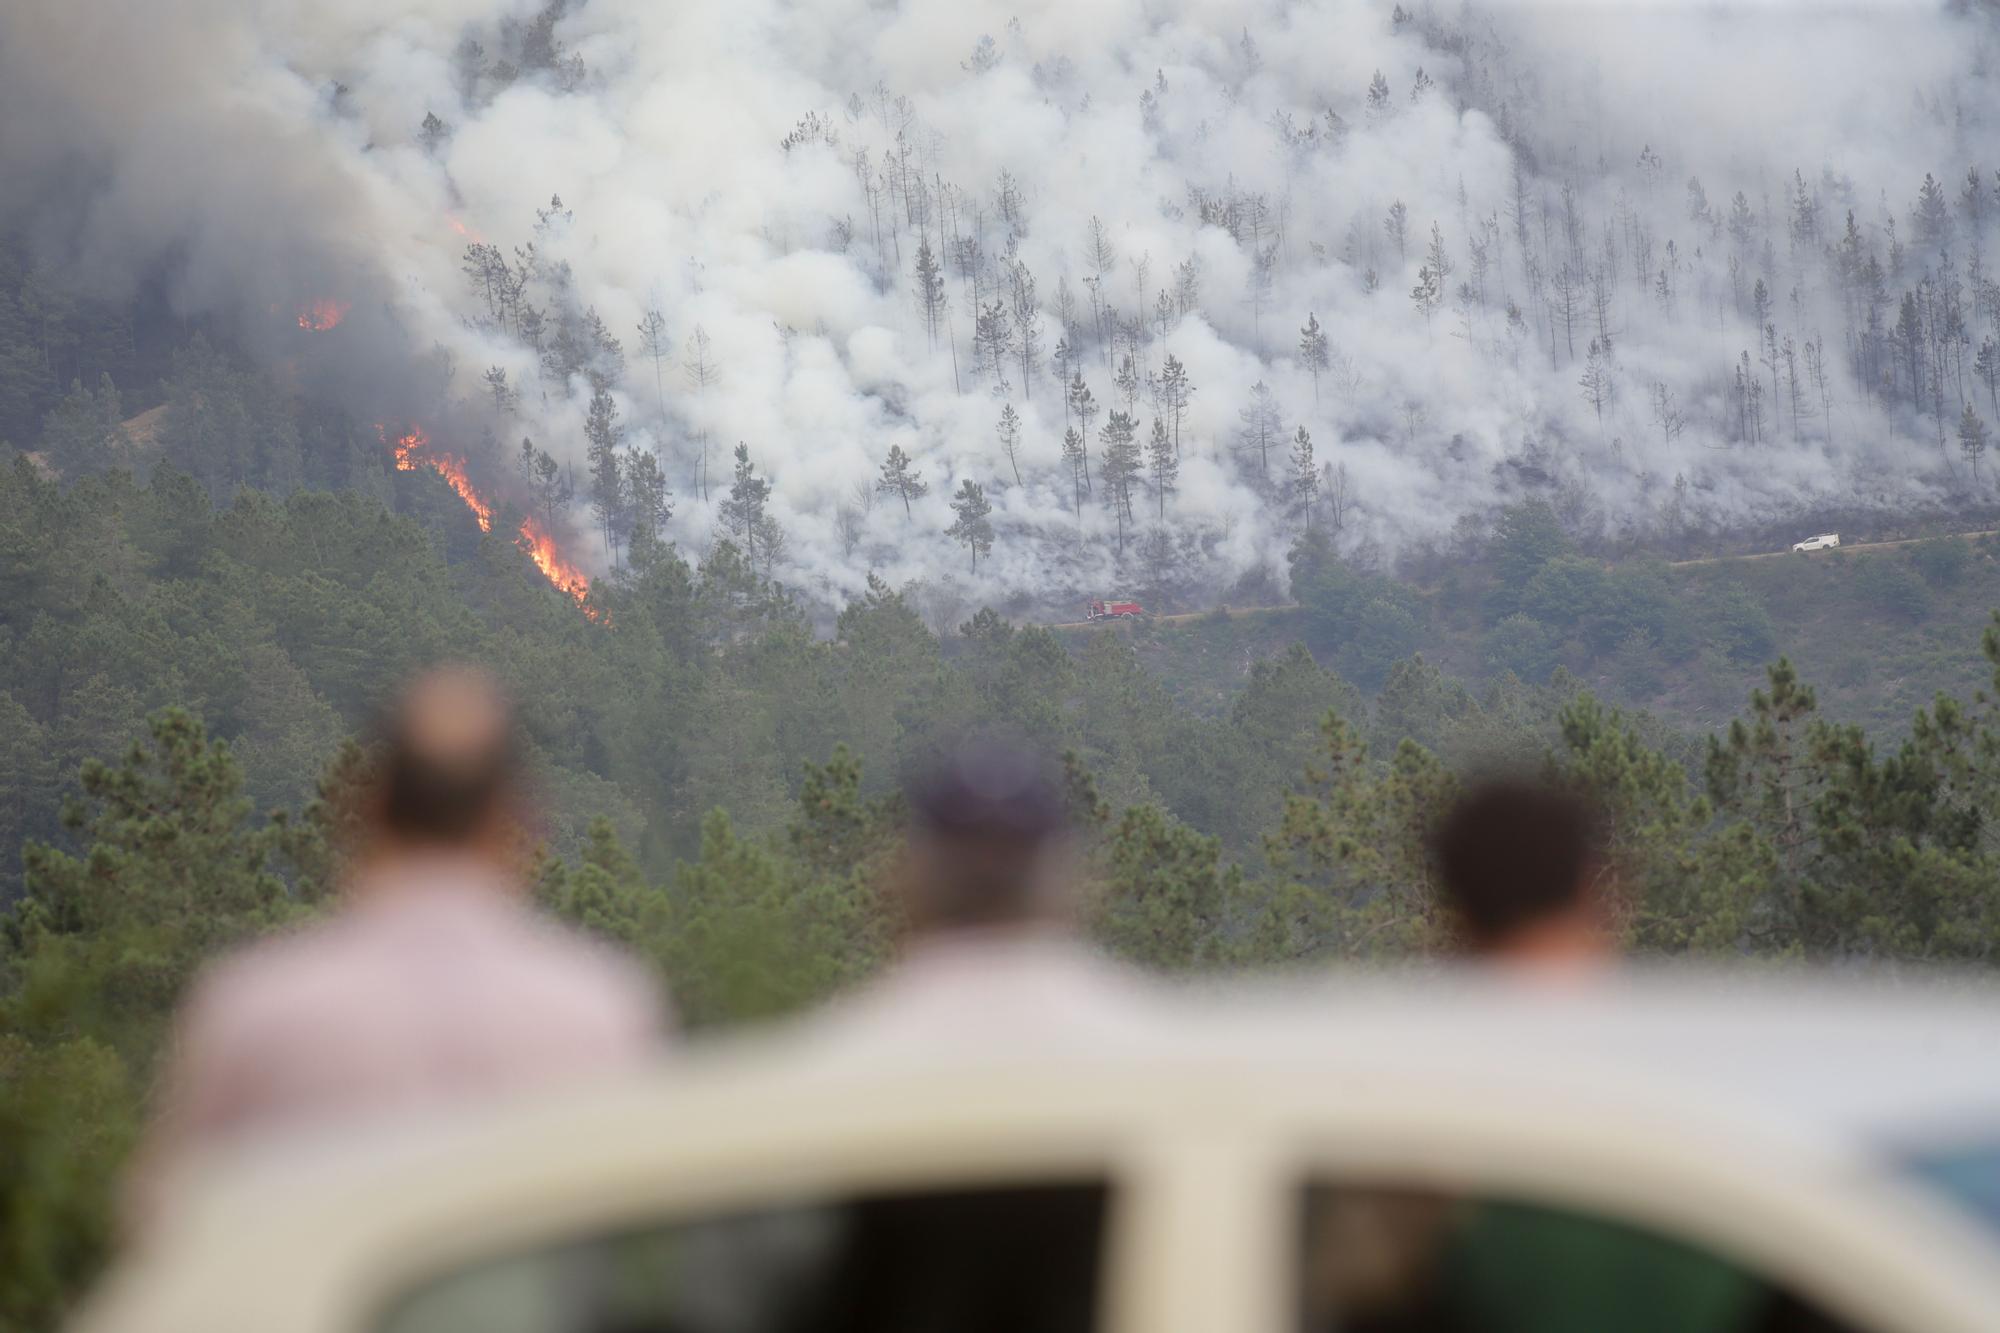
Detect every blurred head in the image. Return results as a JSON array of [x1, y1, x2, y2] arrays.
[[1430, 778, 1609, 962], [899, 737, 1072, 936], [366, 666, 521, 866]]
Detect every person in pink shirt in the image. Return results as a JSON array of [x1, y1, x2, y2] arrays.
[[129, 666, 667, 1223]]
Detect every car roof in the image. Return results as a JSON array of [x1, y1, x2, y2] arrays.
[[1151, 968, 2000, 1146], [187, 967, 2000, 1184], [525, 967, 2000, 1165], [83, 969, 2000, 1333]]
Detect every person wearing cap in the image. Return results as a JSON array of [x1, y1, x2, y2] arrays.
[[766, 737, 1141, 1333], [800, 734, 1152, 1053], [128, 666, 667, 1227]]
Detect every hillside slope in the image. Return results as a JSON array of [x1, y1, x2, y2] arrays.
[[1060, 530, 2000, 738]]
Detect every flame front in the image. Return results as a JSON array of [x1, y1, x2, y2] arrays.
[[518, 516, 593, 611], [297, 298, 350, 331], [428, 454, 494, 533], [381, 424, 593, 614], [387, 427, 491, 532]]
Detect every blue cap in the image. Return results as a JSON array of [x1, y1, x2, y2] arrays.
[[908, 737, 1067, 841]]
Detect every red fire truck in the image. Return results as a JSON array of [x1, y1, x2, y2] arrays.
[[1086, 598, 1145, 621]]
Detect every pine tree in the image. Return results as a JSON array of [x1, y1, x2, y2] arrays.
[[418, 110, 451, 154], [584, 385, 627, 561], [623, 447, 672, 545], [1579, 339, 1613, 435], [1146, 417, 1178, 520], [1066, 375, 1098, 494], [876, 443, 929, 516], [483, 365, 519, 416], [973, 299, 1013, 389], [682, 325, 718, 501], [914, 238, 948, 348], [718, 442, 779, 567], [1099, 409, 1142, 553], [1976, 336, 2000, 418], [1915, 172, 1952, 252], [1113, 353, 1141, 411], [1289, 426, 1319, 528], [1008, 257, 1044, 400], [1384, 200, 1409, 263], [1425, 221, 1452, 288], [1236, 380, 1283, 483], [1061, 428, 1089, 517], [1248, 246, 1278, 342], [1366, 70, 1392, 116], [519, 437, 572, 528], [997, 403, 1024, 485], [1157, 354, 1194, 459], [1410, 264, 1443, 333], [945, 479, 995, 571], [1960, 402, 1989, 484], [635, 307, 671, 423], [1299, 314, 1330, 401]]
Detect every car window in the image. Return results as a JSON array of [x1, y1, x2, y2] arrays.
[[1297, 1184, 1865, 1333], [375, 1180, 1108, 1333], [1900, 1140, 2000, 1237]]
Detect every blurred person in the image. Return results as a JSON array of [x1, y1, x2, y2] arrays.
[[1431, 776, 1615, 973], [773, 737, 1144, 1333], [129, 666, 666, 1227], [1343, 779, 1841, 1333], [803, 734, 1150, 1051]]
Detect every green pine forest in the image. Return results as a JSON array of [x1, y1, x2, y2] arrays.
[[12, 246, 2000, 1329]]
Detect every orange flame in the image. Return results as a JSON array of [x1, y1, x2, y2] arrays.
[[446, 215, 486, 243], [518, 516, 594, 612], [386, 426, 491, 532], [430, 454, 494, 533], [380, 424, 595, 615], [298, 298, 350, 331]]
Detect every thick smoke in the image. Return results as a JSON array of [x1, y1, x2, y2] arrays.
[[3, 0, 1997, 614]]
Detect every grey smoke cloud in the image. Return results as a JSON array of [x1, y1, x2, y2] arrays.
[[2, 0, 1993, 612]]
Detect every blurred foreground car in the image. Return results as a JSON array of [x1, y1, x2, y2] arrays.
[[77, 976, 2000, 1333]]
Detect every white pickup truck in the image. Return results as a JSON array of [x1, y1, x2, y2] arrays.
[[1793, 533, 1841, 553]]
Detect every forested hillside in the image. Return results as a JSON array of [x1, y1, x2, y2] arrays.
[[10, 1, 2000, 611], [1124, 521, 2000, 738], [10, 0, 2000, 1321], [16, 306, 2000, 1326]]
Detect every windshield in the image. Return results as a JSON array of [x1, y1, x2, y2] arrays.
[[1901, 1144, 2000, 1237]]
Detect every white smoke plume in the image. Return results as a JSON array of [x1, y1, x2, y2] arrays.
[[3, 0, 1997, 615]]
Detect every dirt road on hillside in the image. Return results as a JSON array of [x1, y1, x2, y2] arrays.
[[1047, 603, 1302, 630], [1666, 529, 2000, 568], [1047, 527, 2000, 628]]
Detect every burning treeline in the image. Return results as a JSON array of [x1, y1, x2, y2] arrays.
[[12, 0, 1995, 613], [383, 426, 594, 613]]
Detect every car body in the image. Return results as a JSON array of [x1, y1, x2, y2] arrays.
[[1793, 533, 1841, 552], [74, 973, 2000, 1333], [1086, 598, 1144, 620]]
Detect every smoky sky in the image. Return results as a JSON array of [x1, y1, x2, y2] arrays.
[[2, 0, 1995, 610]]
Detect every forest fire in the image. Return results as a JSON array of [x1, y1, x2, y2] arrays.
[[296, 298, 350, 331], [388, 426, 492, 532], [381, 425, 593, 613], [518, 516, 594, 611]]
